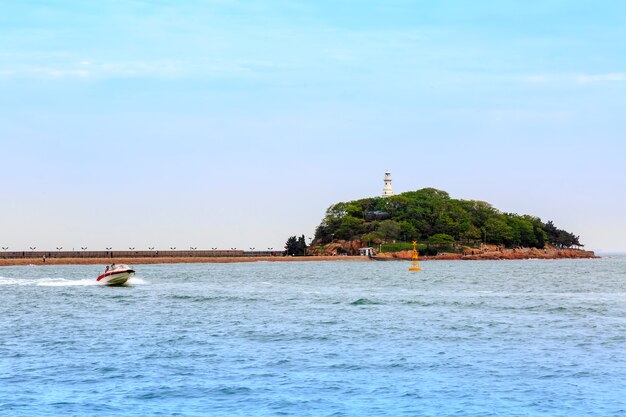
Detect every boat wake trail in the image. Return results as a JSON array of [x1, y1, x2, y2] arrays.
[[0, 276, 148, 286], [0, 277, 96, 286], [39, 278, 97, 287]]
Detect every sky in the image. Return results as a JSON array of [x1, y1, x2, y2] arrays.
[[1, 0, 625, 253]]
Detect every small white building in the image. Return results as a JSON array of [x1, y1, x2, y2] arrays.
[[359, 247, 374, 257]]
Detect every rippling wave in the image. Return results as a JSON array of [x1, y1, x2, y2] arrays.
[[350, 297, 382, 305]]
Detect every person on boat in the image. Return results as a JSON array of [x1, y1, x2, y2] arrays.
[[105, 265, 110, 273]]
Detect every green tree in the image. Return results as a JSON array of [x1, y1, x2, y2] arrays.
[[285, 234, 308, 256], [377, 220, 401, 241], [345, 204, 363, 218], [361, 232, 383, 246], [461, 224, 482, 243], [484, 217, 513, 245], [285, 236, 297, 255], [543, 220, 561, 245], [542, 220, 581, 248], [505, 214, 537, 247], [336, 215, 364, 240], [428, 233, 456, 245], [398, 220, 417, 241], [534, 225, 546, 249]]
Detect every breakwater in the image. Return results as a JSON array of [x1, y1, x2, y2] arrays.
[[0, 249, 275, 259]]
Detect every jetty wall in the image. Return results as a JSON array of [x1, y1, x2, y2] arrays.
[[0, 250, 277, 259]]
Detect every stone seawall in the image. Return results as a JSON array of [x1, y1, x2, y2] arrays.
[[0, 249, 272, 259]]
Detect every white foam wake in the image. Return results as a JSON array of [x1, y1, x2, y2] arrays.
[[0, 275, 148, 286], [39, 278, 97, 287], [127, 276, 147, 285], [0, 277, 96, 286]]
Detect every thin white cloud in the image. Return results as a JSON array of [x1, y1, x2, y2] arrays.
[[0, 60, 186, 79], [575, 73, 626, 83], [525, 72, 626, 84], [33, 67, 91, 78], [0, 58, 297, 80], [488, 109, 571, 123]]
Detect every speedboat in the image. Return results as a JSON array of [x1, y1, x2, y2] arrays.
[[97, 264, 135, 286]]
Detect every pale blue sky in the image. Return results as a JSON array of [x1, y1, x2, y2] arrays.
[[1, 1, 625, 252]]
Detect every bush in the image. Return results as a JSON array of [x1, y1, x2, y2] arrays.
[[380, 242, 414, 253], [428, 233, 455, 245], [379, 242, 443, 256]]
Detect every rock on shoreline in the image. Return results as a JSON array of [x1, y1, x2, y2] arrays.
[[375, 246, 597, 261]]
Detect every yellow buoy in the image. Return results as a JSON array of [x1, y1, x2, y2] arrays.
[[409, 240, 422, 271]]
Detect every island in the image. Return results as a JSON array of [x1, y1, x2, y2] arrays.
[[308, 188, 596, 260]]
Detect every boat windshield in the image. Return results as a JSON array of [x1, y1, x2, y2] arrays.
[[107, 264, 129, 272]]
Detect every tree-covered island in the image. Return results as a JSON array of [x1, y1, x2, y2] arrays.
[[311, 188, 590, 258]]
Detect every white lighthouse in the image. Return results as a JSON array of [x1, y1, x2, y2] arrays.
[[382, 171, 394, 197]]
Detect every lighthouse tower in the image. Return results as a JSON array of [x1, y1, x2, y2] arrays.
[[382, 171, 394, 197]]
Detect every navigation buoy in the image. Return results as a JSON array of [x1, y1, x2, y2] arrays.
[[409, 241, 422, 271]]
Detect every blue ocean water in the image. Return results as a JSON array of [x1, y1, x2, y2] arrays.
[[1, 257, 625, 417]]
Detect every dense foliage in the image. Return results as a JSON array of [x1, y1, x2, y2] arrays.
[[285, 235, 308, 256], [314, 188, 582, 249]]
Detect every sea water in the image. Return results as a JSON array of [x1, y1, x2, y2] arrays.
[[1, 257, 625, 416]]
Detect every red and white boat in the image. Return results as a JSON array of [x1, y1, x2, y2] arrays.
[[97, 264, 135, 286]]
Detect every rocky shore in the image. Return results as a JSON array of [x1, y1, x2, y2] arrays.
[[375, 246, 598, 261]]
